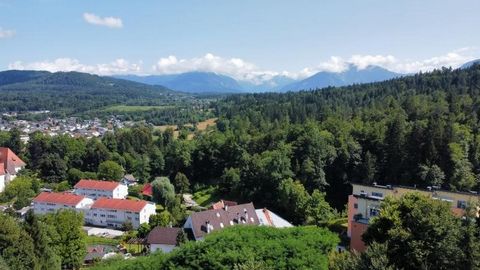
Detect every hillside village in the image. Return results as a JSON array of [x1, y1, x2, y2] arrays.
[[0, 147, 293, 265]]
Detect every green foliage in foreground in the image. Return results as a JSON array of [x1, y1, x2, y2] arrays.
[[92, 226, 339, 270], [330, 193, 480, 270]]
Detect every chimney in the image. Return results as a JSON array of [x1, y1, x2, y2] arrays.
[[244, 209, 248, 221], [224, 205, 228, 211], [206, 221, 211, 233]]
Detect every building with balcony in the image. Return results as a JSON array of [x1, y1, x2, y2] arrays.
[[33, 192, 94, 215], [74, 179, 128, 200], [348, 183, 480, 252], [85, 197, 156, 229]]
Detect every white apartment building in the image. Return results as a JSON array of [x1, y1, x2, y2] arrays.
[[33, 192, 94, 215], [85, 198, 156, 229], [74, 179, 128, 199]]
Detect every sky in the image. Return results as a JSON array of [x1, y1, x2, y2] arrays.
[[1, 0, 480, 82]]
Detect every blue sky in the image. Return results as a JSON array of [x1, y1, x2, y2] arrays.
[[1, 0, 480, 81]]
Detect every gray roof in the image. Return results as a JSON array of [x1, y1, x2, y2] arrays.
[[189, 202, 259, 239], [146, 227, 181, 245]]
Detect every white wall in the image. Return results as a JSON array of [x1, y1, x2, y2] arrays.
[[74, 184, 128, 200], [150, 244, 175, 253], [0, 175, 5, 193], [33, 198, 94, 215], [85, 203, 156, 229]]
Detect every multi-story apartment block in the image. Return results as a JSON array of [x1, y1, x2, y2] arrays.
[[348, 183, 480, 252], [85, 197, 156, 229], [74, 179, 128, 199], [33, 192, 94, 215]]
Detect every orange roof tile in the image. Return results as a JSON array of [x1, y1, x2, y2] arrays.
[[0, 147, 26, 175], [91, 197, 148, 212], [33, 192, 86, 206], [74, 179, 120, 191]]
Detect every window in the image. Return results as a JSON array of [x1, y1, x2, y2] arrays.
[[107, 215, 116, 218], [354, 203, 358, 209], [457, 200, 467, 209], [369, 208, 380, 217], [371, 192, 383, 198]]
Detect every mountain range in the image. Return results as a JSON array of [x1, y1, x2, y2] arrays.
[[115, 65, 403, 94]]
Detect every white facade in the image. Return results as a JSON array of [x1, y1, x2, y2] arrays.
[[74, 184, 128, 200], [85, 203, 156, 229], [0, 174, 5, 193], [150, 244, 175, 253], [33, 197, 94, 215]]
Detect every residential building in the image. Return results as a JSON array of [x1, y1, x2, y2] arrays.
[[348, 183, 480, 252], [0, 147, 26, 192], [255, 208, 293, 228], [85, 198, 156, 229], [146, 227, 181, 253], [122, 174, 138, 186], [74, 179, 128, 199], [210, 199, 238, 210], [33, 192, 94, 215], [184, 202, 260, 241]]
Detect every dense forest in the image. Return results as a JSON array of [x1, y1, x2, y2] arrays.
[[0, 70, 214, 125]]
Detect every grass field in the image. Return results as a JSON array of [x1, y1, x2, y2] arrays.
[[192, 186, 221, 207], [102, 105, 174, 112], [86, 235, 121, 246]]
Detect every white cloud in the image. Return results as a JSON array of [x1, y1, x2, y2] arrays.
[[7, 48, 479, 82], [152, 53, 284, 83], [83, 13, 123, 28], [0, 28, 15, 39], [8, 58, 142, 75]]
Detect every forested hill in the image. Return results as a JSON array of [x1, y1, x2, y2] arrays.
[[0, 70, 184, 114], [215, 65, 480, 197]]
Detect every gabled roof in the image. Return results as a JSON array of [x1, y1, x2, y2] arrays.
[[141, 183, 153, 197], [189, 202, 259, 240], [210, 199, 238, 210], [0, 147, 26, 175], [74, 179, 120, 191], [91, 197, 148, 212], [146, 227, 181, 245], [33, 192, 87, 206], [255, 208, 293, 228]]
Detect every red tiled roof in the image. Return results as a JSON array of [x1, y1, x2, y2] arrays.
[[0, 147, 26, 175], [91, 197, 148, 212], [74, 179, 120, 191], [33, 192, 86, 206], [0, 163, 4, 175], [141, 183, 153, 197], [211, 199, 238, 210]]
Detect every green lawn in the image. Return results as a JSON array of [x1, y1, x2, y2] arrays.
[[86, 235, 121, 246], [192, 186, 220, 208]]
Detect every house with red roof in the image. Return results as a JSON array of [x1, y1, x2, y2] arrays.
[[32, 192, 94, 215], [0, 147, 26, 193], [85, 197, 156, 229], [74, 179, 128, 200]]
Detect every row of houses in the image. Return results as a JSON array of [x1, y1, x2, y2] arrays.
[[33, 179, 156, 229]]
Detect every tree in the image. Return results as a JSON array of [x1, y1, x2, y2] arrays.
[[38, 153, 68, 183], [149, 211, 175, 227], [360, 151, 377, 185], [122, 221, 134, 232], [363, 193, 466, 270], [0, 214, 37, 270], [97, 160, 124, 181], [137, 223, 151, 238], [305, 189, 335, 226], [43, 210, 87, 269], [329, 242, 394, 270], [278, 179, 309, 224], [418, 163, 445, 187], [173, 172, 190, 194], [23, 210, 61, 270], [5, 127, 23, 154], [175, 229, 188, 246], [151, 177, 176, 207]]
